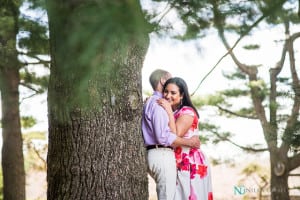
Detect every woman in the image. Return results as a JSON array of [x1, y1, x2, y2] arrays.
[[158, 77, 213, 200]]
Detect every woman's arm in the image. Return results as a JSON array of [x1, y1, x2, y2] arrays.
[[175, 115, 193, 137]]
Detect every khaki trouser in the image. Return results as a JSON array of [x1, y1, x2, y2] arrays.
[[147, 148, 177, 200]]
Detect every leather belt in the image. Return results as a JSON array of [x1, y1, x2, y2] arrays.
[[146, 145, 173, 150]]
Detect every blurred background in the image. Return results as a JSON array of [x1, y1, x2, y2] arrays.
[[1, 0, 300, 199]]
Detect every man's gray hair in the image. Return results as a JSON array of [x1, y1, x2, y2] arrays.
[[149, 69, 170, 90]]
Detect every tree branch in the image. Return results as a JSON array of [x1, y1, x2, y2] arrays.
[[30, 141, 47, 170], [216, 105, 258, 119], [269, 21, 288, 153], [288, 153, 300, 171], [19, 82, 45, 103], [280, 28, 300, 154], [191, 2, 265, 95], [156, 3, 173, 25], [19, 82, 41, 93], [269, 20, 288, 129], [213, 130, 268, 153], [18, 52, 50, 67]]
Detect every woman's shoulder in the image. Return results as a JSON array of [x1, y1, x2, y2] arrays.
[[177, 106, 195, 116], [181, 106, 195, 112]]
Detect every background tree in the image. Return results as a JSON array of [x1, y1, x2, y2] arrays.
[[0, 0, 48, 199], [145, 0, 300, 199], [46, 0, 151, 199], [239, 163, 269, 200]]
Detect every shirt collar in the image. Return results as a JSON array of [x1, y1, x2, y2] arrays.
[[153, 91, 163, 98]]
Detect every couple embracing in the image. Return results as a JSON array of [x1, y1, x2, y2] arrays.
[[142, 69, 213, 200]]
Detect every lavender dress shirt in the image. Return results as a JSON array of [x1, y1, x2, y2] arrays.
[[142, 91, 177, 147]]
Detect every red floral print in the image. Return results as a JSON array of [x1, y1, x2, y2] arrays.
[[173, 106, 213, 200], [208, 192, 213, 200], [197, 164, 208, 178]]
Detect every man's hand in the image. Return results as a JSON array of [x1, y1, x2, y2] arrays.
[[189, 135, 200, 148]]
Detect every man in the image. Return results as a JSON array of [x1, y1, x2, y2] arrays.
[[142, 69, 200, 200]]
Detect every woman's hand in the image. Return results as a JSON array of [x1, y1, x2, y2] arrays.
[[157, 98, 173, 115], [157, 98, 176, 134]]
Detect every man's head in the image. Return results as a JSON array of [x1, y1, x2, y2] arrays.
[[149, 69, 172, 92]]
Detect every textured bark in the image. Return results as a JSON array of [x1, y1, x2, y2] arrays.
[[0, 67, 26, 200], [0, 1, 26, 199], [270, 152, 290, 200], [46, 1, 149, 199]]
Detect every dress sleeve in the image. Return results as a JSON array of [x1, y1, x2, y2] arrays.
[[177, 106, 195, 117], [175, 106, 199, 132]]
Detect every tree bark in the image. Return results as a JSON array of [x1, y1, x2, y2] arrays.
[[0, 1, 26, 199], [270, 152, 290, 200], [0, 67, 25, 200], [46, 1, 150, 199]]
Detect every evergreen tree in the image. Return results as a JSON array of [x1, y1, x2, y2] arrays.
[[0, 0, 48, 199], [46, 0, 150, 199]]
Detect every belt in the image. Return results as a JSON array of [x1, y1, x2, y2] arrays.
[[146, 145, 173, 150]]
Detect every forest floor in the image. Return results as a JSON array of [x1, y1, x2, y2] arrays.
[[26, 159, 300, 200]]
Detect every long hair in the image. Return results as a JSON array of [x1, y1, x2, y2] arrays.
[[163, 77, 199, 118]]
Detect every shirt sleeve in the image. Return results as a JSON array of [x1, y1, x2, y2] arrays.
[[152, 104, 177, 146]]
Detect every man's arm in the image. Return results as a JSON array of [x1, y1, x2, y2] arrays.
[[171, 135, 200, 148]]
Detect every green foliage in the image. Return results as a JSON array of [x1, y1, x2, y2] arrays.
[[18, 16, 49, 55], [282, 120, 300, 152], [46, 1, 150, 113], [199, 122, 234, 144], [21, 116, 37, 129], [192, 93, 225, 107], [0, 168, 3, 200], [0, 15, 15, 38], [20, 70, 49, 93], [241, 162, 269, 178], [222, 70, 247, 80], [248, 79, 268, 100], [243, 44, 260, 50], [239, 162, 269, 199], [221, 88, 249, 97], [26, 0, 47, 9], [17, 0, 50, 95]]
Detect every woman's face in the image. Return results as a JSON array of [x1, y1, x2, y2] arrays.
[[163, 83, 183, 110]]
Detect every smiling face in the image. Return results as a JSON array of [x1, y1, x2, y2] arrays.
[[163, 83, 183, 111]]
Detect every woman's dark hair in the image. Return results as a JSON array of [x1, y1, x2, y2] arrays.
[[163, 77, 199, 118]]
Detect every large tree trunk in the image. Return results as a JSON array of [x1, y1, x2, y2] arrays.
[[46, 1, 150, 199], [0, 1, 26, 199], [270, 151, 290, 200], [0, 67, 25, 200]]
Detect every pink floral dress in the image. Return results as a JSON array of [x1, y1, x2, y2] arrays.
[[173, 106, 213, 200]]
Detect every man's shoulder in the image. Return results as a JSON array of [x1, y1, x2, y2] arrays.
[[144, 97, 166, 113]]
